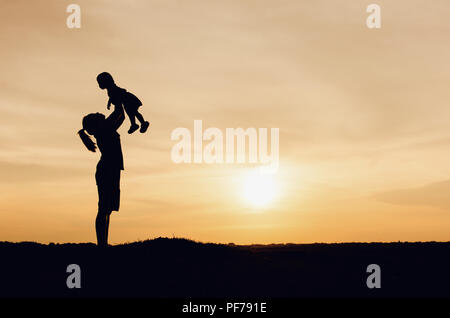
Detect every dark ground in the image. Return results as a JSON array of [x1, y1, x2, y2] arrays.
[[1, 238, 450, 298]]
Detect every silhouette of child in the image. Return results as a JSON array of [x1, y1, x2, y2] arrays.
[[96, 72, 150, 134]]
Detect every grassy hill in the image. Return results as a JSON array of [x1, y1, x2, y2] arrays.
[[1, 238, 450, 298]]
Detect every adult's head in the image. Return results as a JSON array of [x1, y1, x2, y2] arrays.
[[78, 112, 106, 152]]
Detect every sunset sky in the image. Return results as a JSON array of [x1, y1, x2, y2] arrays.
[[2, 0, 450, 244]]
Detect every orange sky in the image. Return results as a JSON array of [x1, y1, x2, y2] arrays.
[[2, 0, 450, 244]]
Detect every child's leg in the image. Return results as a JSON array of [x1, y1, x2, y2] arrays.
[[125, 107, 138, 126], [135, 110, 146, 124], [136, 110, 150, 133], [124, 107, 140, 134]]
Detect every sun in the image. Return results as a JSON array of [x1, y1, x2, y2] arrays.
[[243, 170, 277, 207]]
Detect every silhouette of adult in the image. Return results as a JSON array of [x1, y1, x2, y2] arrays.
[[78, 103, 125, 247]]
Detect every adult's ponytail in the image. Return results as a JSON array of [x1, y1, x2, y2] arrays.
[[78, 129, 97, 152]]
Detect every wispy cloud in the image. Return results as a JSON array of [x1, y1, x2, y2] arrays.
[[375, 180, 450, 211]]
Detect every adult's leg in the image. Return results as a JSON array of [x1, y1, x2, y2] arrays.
[[96, 208, 111, 247], [105, 213, 110, 243]]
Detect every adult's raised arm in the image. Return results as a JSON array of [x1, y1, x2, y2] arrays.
[[105, 103, 125, 131]]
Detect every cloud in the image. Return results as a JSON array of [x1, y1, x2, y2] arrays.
[[375, 180, 450, 210], [0, 160, 87, 183]]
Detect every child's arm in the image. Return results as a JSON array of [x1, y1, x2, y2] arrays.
[[107, 98, 112, 110]]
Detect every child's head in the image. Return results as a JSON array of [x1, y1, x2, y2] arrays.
[[78, 112, 106, 152], [96, 72, 115, 89]]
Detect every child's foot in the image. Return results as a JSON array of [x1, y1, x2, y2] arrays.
[[128, 124, 139, 134], [140, 121, 150, 133]]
